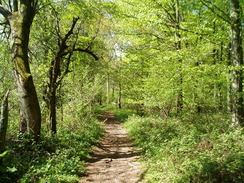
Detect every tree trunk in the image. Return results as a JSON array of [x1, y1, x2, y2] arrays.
[[49, 89, 57, 134], [107, 74, 110, 103], [45, 18, 80, 134], [0, 1, 42, 139], [11, 14, 41, 138], [230, 0, 244, 127], [175, 0, 183, 114], [227, 43, 232, 112], [118, 83, 122, 109], [0, 90, 9, 155], [47, 56, 60, 134]]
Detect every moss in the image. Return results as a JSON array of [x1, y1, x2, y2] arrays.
[[14, 57, 32, 82], [10, 14, 32, 82]]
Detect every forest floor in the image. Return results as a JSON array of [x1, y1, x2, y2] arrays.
[[79, 110, 144, 183]]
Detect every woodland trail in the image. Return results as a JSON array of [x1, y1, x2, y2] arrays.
[[79, 110, 143, 183]]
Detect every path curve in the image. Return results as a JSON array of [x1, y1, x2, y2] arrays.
[[79, 110, 143, 183]]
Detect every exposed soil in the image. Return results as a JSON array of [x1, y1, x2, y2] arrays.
[[79, 110, 143, 183]]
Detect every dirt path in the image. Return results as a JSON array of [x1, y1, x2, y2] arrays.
[[79, 110, 143, 183]]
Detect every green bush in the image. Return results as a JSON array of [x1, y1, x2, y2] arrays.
[[125, 115, 244, 183]]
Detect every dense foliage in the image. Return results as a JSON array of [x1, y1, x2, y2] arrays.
[[0, 0, 243, 182]]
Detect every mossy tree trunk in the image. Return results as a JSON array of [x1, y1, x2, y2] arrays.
[[0, 1, 41, 139]]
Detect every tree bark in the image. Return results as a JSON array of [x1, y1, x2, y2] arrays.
[[49, 89, 57, 134], [11, 3, 41, 138], [230, 0, 244, 127], [0, 1, 41, 139], [175, 0, 183, 114], [47, 53, 61, 134], [227, 43, 232, 112], [0, 90, 9, 154], [118, 83, 122, 109], [107, 74, 110, 103]]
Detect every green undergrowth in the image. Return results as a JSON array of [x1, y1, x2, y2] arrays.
[[112, 108, 134, 122], [0, 117, 104, 183], [124, 113, 244, 183], [96, 105, 134, 122], [94, 107, 105, 115]]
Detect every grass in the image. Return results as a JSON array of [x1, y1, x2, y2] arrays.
[[124, 113, 244, 183]]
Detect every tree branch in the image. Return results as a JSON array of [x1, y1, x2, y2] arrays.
[[56, 17, 79, 58], [200, 36, 228, 49], [63, 17, 79, 44], [0, 5, 12, 19], [151, 0, 175, 22], [0, 20, 8, 25], [56, 51, 73, 86], [161, 21, 209, 36], [74, 48, 99, 60], [200, 0, 231, 24]]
